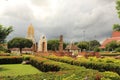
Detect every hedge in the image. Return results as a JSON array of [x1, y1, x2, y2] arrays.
[[30, 57, 102, 79], [30, 56, 120, 80], [0, 56, 23, 64], [1, 56, 120, 80], [30, 57, 61, 72], [44, 55, 120, 75], [100, 53, 120, 56]]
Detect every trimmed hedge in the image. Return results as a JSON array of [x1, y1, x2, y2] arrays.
[[44, 55, 120, 75], [1, 56, 120, 80], [100, 53, 120, 56], [30, 56, 120, 80], [30, 57, 102, 79], [0, 56, 23, 64], [30, 57, 61, 72]]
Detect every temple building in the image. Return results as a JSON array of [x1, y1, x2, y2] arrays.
[[38, 35, 47, 52], [65, 42, 80, 55], [100, 31, 120, 49], [26, 24, 37, 52]]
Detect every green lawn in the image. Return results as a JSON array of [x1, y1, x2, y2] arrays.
[[0, 64, 42, 77]]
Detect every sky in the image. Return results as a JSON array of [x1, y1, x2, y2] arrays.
[[0, 0, 120, 43]]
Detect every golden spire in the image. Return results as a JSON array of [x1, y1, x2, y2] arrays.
[[27, 24, 34, 36], [26, 24, 35, 43]]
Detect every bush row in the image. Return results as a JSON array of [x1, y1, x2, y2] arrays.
[[30, 57, 61, 72], [30, 56, 103, 79], [44, 55, 120, 75], [0, 56, 23, 64], [100, 53, 120, 56], [30, 56, 120, 80], [1, 56, 120, 80], [4, 71, 120, 80]]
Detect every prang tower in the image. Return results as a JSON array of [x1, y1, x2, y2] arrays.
[[26, 24, 37, 52], [26, 24, 35, 43]]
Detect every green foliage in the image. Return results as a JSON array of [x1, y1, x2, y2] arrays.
[[94, 47, 101, 52], [23, 55, 30, 61], [103, 71, 120, 80], [1, 56, 120, 80], [47, 39, 59, 51], [115, 47, 120, 52], [8, 37, 33, 53], [116, 0, 120, 18], [77, 41, 89, 51], [47, 39, 67, 51], [0, 56, 23, 64], [100, 53, 120, 56], [30, 56, 101, 79], [113, 24, 120, 31], [30, 57, 61, 72], [105, 41, 118, 51], [0, 25, 13, 43], [89, 40, 100, 50], [45, 55, 120, 75], [77, 40, 100, 51], [0, 46, 7, 52]]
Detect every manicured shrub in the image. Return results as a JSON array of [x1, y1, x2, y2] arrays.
[[100, 53, 120, 56], [0, 56, 23, 64], [45, 55, 120, 75], [102, 71, 120, 80], [1, 56, 120, 80], [115, 47, 120, 52], [23, 55, 30, 61], [30, 57, 61, 72], [0, 53, 10, 56]]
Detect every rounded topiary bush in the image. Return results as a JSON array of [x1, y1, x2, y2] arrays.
[[115, 47, 120, 52]]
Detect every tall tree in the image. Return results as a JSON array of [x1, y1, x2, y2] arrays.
[[113, 24, 120, 31], [77, 41, 89, 51], [105, 41, 118, 51], [47, 39, 67, 51], [116, 0, 120, 18], [8, 37, 33, 53], [89, 40, 100, 51], [0, 25, 13, 43]]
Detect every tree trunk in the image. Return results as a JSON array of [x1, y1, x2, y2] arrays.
[[19, 48, 22, 54]]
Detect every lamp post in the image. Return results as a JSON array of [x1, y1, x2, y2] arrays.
[[83, 30, 85, 41]]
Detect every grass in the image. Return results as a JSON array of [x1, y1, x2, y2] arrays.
[[0, 64, 42, 77]]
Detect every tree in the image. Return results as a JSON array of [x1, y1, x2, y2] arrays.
[[0, 25, 13, 43], [89, 40, 100, 51], [116, 0, 120, 18], [8, 37, 33, 53], [77, 41, 89, 51], [47, 39, 67, 51], [113, 24, 120, 31], [94, 47, 100, 52], [105, 41, 118, 51]]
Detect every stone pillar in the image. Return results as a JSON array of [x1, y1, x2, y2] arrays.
[[59, 35, 63, 52]]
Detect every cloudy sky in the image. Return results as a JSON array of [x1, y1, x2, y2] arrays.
[[0, 0, 120, 43]]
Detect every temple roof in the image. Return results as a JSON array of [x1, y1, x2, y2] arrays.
[[65, 43, 80, 50], [112, 31, 120, 37], [100, 31, 120, 48]]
